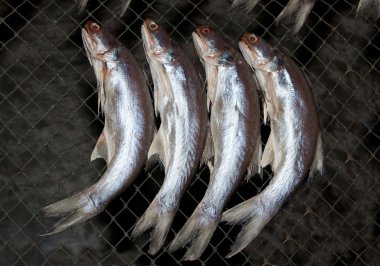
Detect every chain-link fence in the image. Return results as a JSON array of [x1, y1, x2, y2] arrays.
[[1, 0, 379, 265]]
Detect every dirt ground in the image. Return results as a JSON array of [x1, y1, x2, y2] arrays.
[[0, 0, 379, 265]]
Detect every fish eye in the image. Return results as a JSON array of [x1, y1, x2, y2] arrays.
[[149, 22, 159, 31], [248, 34, 258, 43], [90, 22, 100, 31], [201, 27, 211, 35]]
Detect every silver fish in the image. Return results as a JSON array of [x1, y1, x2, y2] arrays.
[[78, 0, 131, 16], [222, 32, 324, 257], [41, 21, 155, 235], [131, 19, 208, 255], [169, 26, 262, 260]]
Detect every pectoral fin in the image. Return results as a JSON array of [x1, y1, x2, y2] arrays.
[[147, 127, 168, 168], [260, 131, 280, 173], [91, 131, 109, 164], [246, 135, 263, 180], [201, 129, 214, 171], [309, 133, 324, 178]]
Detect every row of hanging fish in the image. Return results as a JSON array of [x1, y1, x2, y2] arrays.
[[42, 19, 323, 260], [78, 0, 380, 33]]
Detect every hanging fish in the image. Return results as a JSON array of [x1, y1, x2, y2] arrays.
[[222, 32, 323, 258], [169, 26, 262, 260], [131, 19, 208, 255], [41, 21, 155, 234]]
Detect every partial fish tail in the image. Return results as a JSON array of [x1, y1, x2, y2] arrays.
[[169, 206, 220, 261], [41, 189, 102, 235], [78, 0, 132, 16], [231, 0, 260, 13], [221, 194, 279, 258], [276, 0, 316, 34], [78, 0, 89, 13], [357, 0, 380, 19], [120, 0, 132, 17], [131, 197, 176, 255]]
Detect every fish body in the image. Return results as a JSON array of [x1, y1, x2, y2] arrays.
[[131, 19, 208, 255], [42, 21, 155, 235], [222, 32, 323, 257], [169, 26, 262, 260]]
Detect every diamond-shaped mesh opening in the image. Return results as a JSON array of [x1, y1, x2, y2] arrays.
[[1, 0, 379, 265]]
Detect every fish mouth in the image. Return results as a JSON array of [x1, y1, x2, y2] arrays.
[[191, 31, 206, 60], [141, 19, 168, 56], [192, 26, 219, 60], [239, 32, 258, 57], [82, 21, 101, 51]]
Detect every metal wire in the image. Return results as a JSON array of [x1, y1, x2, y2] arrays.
[[0, 0, 379, 265]]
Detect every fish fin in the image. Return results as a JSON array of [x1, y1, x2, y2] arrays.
[[221, 194, 278, 258], [205, 65, 218, 112], [92, 61, 106, 114], [201, 129, 214, 170], [131, 196, 176, 255], [246, 136, 263, 180], [309, 133, 324, 178], [90, 131, 108, 163], [263, 101, 269, 125], [169, 207, 220, 261], [41, 190, 102, 235], [119, 0, 131, 17], [260, 131, 274, 168], [148, 127, 167, 167]]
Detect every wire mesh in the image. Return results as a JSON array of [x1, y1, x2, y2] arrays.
[[0, 0, 379, 265]]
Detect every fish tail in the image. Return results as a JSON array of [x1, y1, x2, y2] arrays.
[[169, 207, 220, 261], [131, 197, 176, 255], [276, 0, 301, 24], [357, 0, 380, 19], [222, 195, 278, 258], [119, 0, 132, 17], [292, 0, 316, 34], [41, 190, 101, 235], [78, 0, 89, 12], [231, 0, 260, 13]]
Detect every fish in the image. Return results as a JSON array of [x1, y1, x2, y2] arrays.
[[130, 19, 208, 255], [78, 0, 131, 16], [357, 0, 380, 19], [221, 32, 324, 258], [41, 21, 155, 235], [169, 26, 262, 260]]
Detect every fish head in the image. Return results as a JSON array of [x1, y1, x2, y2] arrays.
[[192, 25, 234, 66], [141, 19, 174, 63], [239, 32, 282, 72], [82, 21, 122, 64]]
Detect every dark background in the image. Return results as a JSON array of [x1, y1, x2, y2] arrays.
[[0, 0, 379, 265]]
